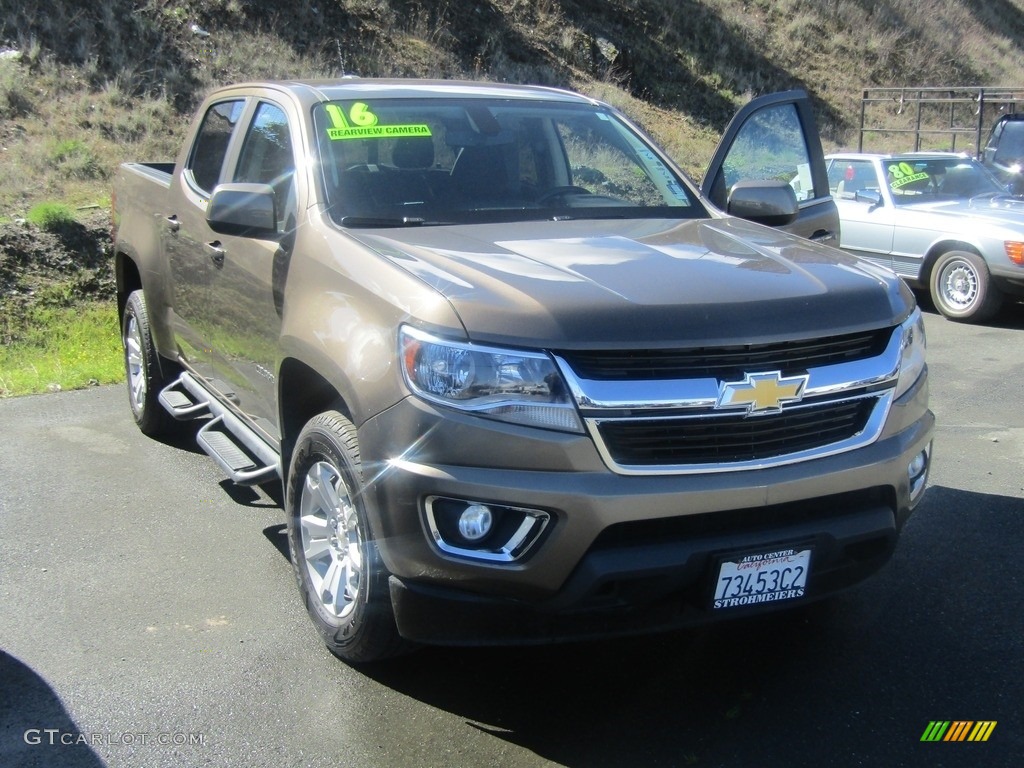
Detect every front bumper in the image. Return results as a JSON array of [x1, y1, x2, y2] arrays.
[[357, 373, 933, 645], [388, 497, 897, 645]]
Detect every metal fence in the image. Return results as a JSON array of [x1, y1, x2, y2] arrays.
[[858, 87, 1024, 155]]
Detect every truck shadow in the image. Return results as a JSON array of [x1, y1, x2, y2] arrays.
[[0, 651, 106, 768], [358, 485, 1023, 767]]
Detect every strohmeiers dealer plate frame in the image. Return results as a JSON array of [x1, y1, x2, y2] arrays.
[[712, 547, 811, 610]]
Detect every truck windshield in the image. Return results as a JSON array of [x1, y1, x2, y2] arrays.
[[884, 156, 1005, 204], [312, 98, 702, 225]]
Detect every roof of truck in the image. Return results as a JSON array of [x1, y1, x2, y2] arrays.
[[207, 78, 602, 108]]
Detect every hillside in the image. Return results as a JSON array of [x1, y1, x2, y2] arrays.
[[4, 0, 1024, 200], [2, 0, 1024, 389]]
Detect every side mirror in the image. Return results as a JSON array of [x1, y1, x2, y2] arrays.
[[855, 189, 883, 209], [207, 183, 278, 237], [726, 181, 798, 226]]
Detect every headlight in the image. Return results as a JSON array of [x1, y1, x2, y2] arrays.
[[894, 307, 926, 400], [399, 326, 584, 433]]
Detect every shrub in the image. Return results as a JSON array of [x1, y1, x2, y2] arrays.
[[26, 202, 77, 231], [0, 60, 35, 119], [48, 139, 105, 180]]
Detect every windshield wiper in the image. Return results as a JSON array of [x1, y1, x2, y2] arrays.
[[340, 216, 427, 228]]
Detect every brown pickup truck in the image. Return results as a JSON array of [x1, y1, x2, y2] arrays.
[[112, 79, 933, 662]]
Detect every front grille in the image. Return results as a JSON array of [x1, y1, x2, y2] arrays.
[[598, 398, 875, 467], [559, 328, 892, 381]]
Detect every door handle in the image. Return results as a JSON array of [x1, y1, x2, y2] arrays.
[[165, 215, 180, 233], [206, 241, 225, 267], [809, 229, 835, 243]]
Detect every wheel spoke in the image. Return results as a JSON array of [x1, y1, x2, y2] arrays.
[[342, 504, 362, 568], [301, 512, 330, 538], [131, 371, 145, 402], [313, 463, 342, 515], [320, 557, 344, 611], [301, 521, 331, 563], [125, 335, 142, 367], [342, 554, 360, 604], [124, 319, 146, 408], [347, 538, 362, 574]]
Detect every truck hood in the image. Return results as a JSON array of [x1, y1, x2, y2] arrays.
[[353, 217, 911, 348]]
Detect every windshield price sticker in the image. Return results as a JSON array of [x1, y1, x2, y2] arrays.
[[325, 102, 432, 141], [713, 548, 810, 609], [888, 162, 930, 190]]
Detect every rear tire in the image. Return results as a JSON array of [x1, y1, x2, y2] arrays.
[[930, 250, 1003, 323], [122, 290, 180, 436], [286, 411, 409, 663]]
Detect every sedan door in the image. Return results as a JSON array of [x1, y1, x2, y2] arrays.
[[701, 90, 838, 245], [826, 157, 897, 272]]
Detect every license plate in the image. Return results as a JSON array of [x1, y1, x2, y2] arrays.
[[712, 548, 811, 610]]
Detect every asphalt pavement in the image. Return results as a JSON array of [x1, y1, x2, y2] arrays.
[[1, 303, 1022, 768]]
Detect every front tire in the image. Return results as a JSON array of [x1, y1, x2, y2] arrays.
[[122, 290, 179, 436], [930, 250, 1003, 322], [286, 411, 407, 663]]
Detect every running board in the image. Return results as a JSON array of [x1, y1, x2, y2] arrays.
[[158, 376, 211, 419], [159, 373, 281, 486]]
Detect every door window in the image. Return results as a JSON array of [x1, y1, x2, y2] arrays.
[[712, 103, 821, 204], [234, 102, 296, 232], [828, 159, 877, 199], [187, 99, 246, 193]]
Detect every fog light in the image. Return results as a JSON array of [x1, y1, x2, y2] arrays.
[[458, 504, 493, 541], [425, 496, 552, 563], [908, 444, 931, 506], [908, 452, 926, 479]]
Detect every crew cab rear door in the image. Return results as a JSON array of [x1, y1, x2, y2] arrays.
[[701, 90, 839, 246]]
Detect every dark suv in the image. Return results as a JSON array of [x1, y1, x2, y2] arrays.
[[983, 113, 1024, 195]]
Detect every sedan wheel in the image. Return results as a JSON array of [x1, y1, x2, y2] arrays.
[[930, 250, 1002, 323]]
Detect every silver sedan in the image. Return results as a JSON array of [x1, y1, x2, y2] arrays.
[[826, 152, 1024, 321]]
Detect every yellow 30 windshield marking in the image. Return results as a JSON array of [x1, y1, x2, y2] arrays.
[[325, 102, 432, 141]]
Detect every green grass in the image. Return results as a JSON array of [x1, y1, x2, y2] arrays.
[[25, 201, 77, 231], [0, 300, 123, 396]]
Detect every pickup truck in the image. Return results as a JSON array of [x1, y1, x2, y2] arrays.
[[112, 79, 933, 662]]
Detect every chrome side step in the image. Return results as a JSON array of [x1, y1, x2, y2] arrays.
[[158, 377, 211, 419], [158, 373, 281, 486]]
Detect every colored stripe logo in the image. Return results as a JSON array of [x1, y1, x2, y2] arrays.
[[921, 721, 997, 742]]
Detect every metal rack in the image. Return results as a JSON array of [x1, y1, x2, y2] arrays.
[[858, 87, 1024, 155]]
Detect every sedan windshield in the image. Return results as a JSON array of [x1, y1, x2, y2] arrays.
[[312, 97, 702, 226], [884, 157, 1005, 205]]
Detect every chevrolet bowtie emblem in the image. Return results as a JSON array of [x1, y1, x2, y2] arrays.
[[716, 371, 809, 415]]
